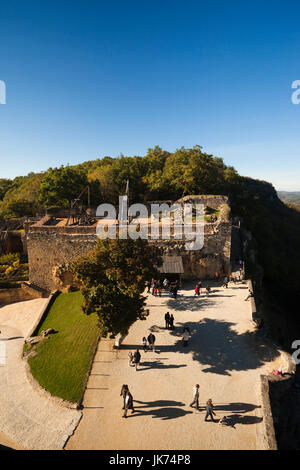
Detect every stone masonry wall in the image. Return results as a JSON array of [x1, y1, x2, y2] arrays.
[[27, 196, 232, 290], [27, 230, 97, 291]]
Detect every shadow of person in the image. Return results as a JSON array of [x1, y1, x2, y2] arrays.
[[134, 399, 185, 408], [128, 400, 192, 420], [139, 361, 187, 371], [213, 402, 261, 414], [225, 414, 263, 426], [1, 336, 24, 341], [128, 407, 193, 420]]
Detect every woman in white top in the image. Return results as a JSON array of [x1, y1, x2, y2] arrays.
[[182, 330, 190, 347]]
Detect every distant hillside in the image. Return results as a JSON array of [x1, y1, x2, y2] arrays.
[[277, 191, 300, 205]]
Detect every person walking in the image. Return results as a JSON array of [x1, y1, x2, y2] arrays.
[[205, 399, 216, 422], [133, 349, 141, 371], [120, 384, 129, 409], [244, 289, 254, 301], [151, 280, 155, 295], [147, 332, 156, 352], [142, 336, 147, 352], [128, 351, 134, 366], [194, 284, 199, 297], [123, 390, 135, 418], [169, 314, 174, 329], [164, 312, 170, 329], [198, 281, 202, 295], [173, 286, 178, 299], [182, 328, 190, 347], [190, 384, 200, 412]]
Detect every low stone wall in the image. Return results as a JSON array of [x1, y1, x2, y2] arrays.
[[246, 278, 296, 449], [26, 290, 60, 339], [0, 282, 45, 306], [257, 375, 278, 449]]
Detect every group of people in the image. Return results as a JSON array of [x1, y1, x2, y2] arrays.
[[147, 279, 162, 296], [194, 282, 211, 297], [128, 349, 141, 370], [120, 383, 217, 422], [164, 311, 174, 329], [190, 385, 216, 421], [193, 274, 243, 295], [147, 278, 179, 299], [128, 332, 157, 370]]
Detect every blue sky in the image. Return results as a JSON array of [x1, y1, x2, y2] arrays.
[[0, 0, 300, 190]]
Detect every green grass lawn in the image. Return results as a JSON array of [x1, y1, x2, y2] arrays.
[[28, 291, 100, 404]]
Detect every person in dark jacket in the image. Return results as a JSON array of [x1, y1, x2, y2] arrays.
[[123, 390, 135, 418], [173, 286, 178, 299], [169, 314, 174, 329], [164, 312, 170, 329], [120, 384, 129, 409], [147, 332, 156, 351], [133, 349, 141, 370], [205, 399, 216, 422]]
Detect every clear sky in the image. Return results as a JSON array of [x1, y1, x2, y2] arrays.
[[0, 0, 300, 190]]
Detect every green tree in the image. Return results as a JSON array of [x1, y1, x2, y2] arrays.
[[0, 179, 13, 200], [71, 237, 162, 336], [39, 166, 87, 208], [0, 173, 44, 218]]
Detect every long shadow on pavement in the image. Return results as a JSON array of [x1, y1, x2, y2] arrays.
[[138, 361, 187, 371], [127, 399, 193, 420], [212, 402, 261, 413], [219, 414, 263, 428]]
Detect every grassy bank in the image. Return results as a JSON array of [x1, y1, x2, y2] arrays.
[[28, 291, 100, 403]]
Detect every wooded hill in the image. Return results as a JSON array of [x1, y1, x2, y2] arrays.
[[1, 146, 299, 348]]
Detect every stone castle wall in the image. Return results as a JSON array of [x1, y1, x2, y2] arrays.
[[27, 229, 97, 292], [27, 196, 232, 290], [151, 205, 231, 279]]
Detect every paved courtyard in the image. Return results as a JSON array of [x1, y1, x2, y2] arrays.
[[67, 281, 282, 450]]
